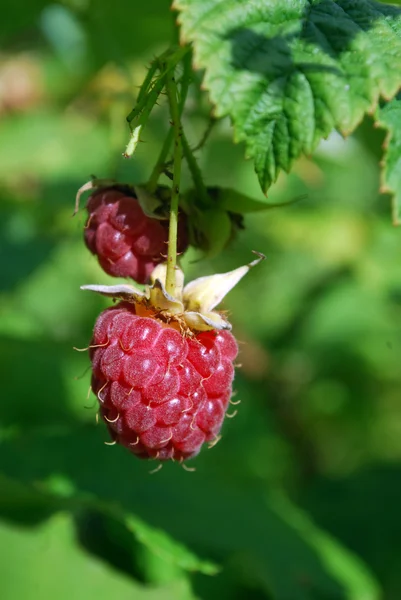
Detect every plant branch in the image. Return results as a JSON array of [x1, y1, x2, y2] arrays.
[[125, 46, 190, 159], [136, 60, 159, 105], [126, 73, 166, 129], [147, 129, 175, 193], [147, 50, 193, 193]]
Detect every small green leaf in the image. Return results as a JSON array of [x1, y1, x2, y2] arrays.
[[211, 188, 271, 213], [174, 0, 401, 193], [376, 97, 401, 225], [195, 208, 232, 257], [211, 187, 306, 213]]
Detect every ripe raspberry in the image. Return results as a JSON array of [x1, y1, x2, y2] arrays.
[[84, 186, 188, 284], [89, 302, 238, 462]]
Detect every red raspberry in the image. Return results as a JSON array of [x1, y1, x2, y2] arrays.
[[89, 302, 238, 462], [84, 186, 188, 284]]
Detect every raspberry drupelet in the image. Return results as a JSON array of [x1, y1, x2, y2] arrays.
[[84, 186, 188, 284], [90, 302, 238, 461]]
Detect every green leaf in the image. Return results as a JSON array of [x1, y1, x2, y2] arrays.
[[270, 493, 381, 600], [0, 474, 59, 524], [376, 97, 401, 225], [0, 456, 218, 579], [0, 427, 380, 599], [300, 466, 401, 595], [0, 512, 192, 600], [174, 0, 401, 193], [0, 474, 209, 598], [124, 515, 219, 575]]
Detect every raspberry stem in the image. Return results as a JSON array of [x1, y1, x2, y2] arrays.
[[147, 128, 174, 194], [165, 66, 183, 296], [147, 51, 192, 194]]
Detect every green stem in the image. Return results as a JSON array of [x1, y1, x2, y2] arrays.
[[181, 131, 210, 208], [125, 46, 191, 160], [126, 73, 166, 128], [165, 66, 183, 296], [147, 50, 192, 193], [136, 60, 159, 105], [147, 128, 175, 193], [192, 118, 216, 153], [127, 46, 189, 126]]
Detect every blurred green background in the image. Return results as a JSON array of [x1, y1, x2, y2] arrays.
[[1, 2, 401, 599]]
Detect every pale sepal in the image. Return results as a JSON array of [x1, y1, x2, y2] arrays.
[[81, 253, 264, 333], [149, 280, 184, 315], [184, 311, 231, 331], [80, 284, 146, 302], [183, 252, 265, 313], [150, 263, 184, 301], [74, 178, 116, 216]]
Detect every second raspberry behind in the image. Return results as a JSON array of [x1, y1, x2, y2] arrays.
[[84, 186, 188, 284]]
